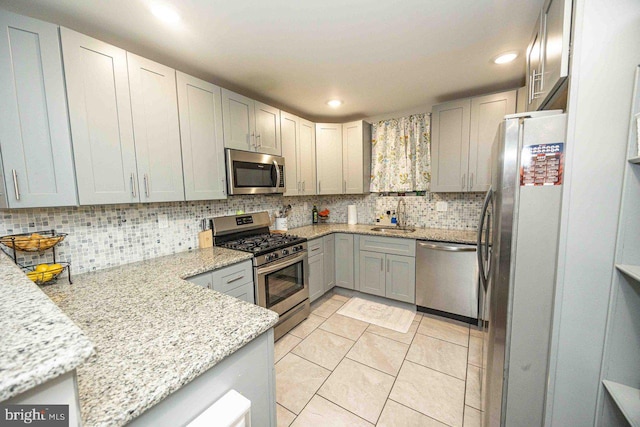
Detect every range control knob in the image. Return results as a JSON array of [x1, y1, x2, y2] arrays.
[[282, 249, 289, 256]]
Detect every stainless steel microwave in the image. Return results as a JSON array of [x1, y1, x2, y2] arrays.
[[225, 149, 285, 195]]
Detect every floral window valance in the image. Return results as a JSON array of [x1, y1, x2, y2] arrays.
[[370, 113, 431, 193]]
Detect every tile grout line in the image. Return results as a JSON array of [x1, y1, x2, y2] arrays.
[[386, 397, 457, 427]]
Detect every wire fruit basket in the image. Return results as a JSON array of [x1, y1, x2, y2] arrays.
[[0, 231, 67, 252], [22, 262, 71, 285]]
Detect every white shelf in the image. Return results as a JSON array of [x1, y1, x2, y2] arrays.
[[616, 264, 640, 282], [603, 380, 640, 426]]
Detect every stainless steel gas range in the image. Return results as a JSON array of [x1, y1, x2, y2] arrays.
[[211, 211, 309, 340]]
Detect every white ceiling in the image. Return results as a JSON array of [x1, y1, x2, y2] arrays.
[[0, 0, 542, 122]]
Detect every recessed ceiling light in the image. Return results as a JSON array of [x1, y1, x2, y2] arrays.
[[493, 52, 518, 64], [327, 100, 343, 108], [150, 3, 180, 24]]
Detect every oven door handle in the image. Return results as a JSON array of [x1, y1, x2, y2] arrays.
[[256, 252, 306, 276]]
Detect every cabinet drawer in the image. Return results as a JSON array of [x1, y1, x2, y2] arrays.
[[359, 235, 416, 257], [308, 238, 324, 256], [225, 281, 255, 304], [212, 260, 253, 293]]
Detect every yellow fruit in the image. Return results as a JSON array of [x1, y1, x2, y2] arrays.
[[26, 271, 40, 282], [35, 264, 49, 272], [40, 272, 54, 283], [47, 264, 64, 275]]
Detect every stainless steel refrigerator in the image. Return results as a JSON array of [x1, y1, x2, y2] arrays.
[[477, 111, 566, 427]]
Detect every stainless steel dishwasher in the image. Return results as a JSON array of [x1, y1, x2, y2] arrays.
[[416, 241, 479, 323]]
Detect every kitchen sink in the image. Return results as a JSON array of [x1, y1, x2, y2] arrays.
[[370, 226, 416, 234]]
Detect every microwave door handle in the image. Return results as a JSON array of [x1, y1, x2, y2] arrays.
[[273, 160, 281, 189]]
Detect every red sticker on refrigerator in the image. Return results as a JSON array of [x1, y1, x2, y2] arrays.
[[520, 143, 564, 186]]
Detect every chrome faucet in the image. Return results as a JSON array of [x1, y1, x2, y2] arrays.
[[397, 198, 407, 228]]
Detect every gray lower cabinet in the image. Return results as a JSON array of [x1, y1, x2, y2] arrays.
[[187, 260, 255, 304], [324, 235, 335, 292], [335, 233, 355, 289], [308, 250, 325, 303], [359, 250, 386, 297], [385, 254, 416, 303], [358, 236, 416, 303], [0, 11, 78, 208]]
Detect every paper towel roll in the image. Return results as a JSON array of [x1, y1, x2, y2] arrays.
[[347, 205, 357, 225]]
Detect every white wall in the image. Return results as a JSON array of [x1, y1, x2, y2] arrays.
[[546, 0, 640, 425]]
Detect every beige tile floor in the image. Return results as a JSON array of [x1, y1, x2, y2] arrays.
[[275, 292, 483, 427]]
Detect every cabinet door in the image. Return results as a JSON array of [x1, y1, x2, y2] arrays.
[[176, 72, 226, 201], [299, 118, 317, 195], [255, 101, 281, 155], [0, 12, 77, 208], [226, 282, 255, 304], [359, 250, 386, 297], [187, 272, 213, 289], [315, 123, 343, 194], [526, 14, 543, 111], [385, 254, 416, 304], [468, 91, 517, 192], [343, 121, 364, 194], [541, 0, 571, 103], [324, 235, 335, 292], [431, 99, 471, 192], [308, 253, 325, 303], [222, 89, 255, 151], [281, 112, 300, 196], [335, 234, 354, 289], [127, 53, 184, 203], [61, 28, 138, 205]]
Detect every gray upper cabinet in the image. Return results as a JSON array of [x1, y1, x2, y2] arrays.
[[176, 72, 226, 201], [281, 112, 300, 196], [221, 89, 281, 155], [221, 89, 255, 152], [432, 90, 516, 192], [298, 118, 317, 195], [526, 0, 572, 110], [316, 123, 343, 195], [254, 101, 281, 156], [431, 99, 471, 192], [468, 91, 517, 192], [0, 12, 77, 208], [335, 234, 354, 289], [342, 121, 371, 194], [61, 28, 138, 205], [282, 113, 317, 196], [127, 53, 184, 203]]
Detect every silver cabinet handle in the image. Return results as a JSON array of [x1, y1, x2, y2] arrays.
[[343, 180, 346, 193], [130, 173, 137, 198], [251, 132, 256, 148], [256, 134, 261, 148], [311, 247, 320, 252], [387, 259, 390, 273], [144, 174, 150, 197], [11, 169, 20, 200], [302, 180, 306, 191], [461, 173, 466, 191], [470, 173, 474, 189], [380, 258, 383, 271], [226, 275, 244, 284]]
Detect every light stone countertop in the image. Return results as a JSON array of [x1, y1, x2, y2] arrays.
[[40, 247, 278, 427], [0, 251, 94, 402], [288, 223, 478, 245]]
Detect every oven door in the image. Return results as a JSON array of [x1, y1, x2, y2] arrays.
[[256, 252, 309, 315], [226, 149, 285, 195]]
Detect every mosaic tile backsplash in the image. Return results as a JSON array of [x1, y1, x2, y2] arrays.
[[0, 192, 483, 274]]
